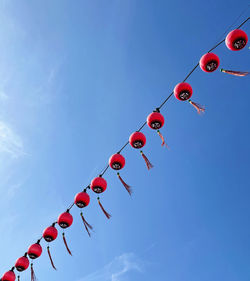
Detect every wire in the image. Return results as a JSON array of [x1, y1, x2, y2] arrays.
[[7, 16, 250, 271]]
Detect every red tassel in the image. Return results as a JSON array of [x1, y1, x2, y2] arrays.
[[157, 130, 168, 147], [62, 233, 72, 256], [189, 100, 205, 114], [31, 263, 37, 281], [98, 197, 111, 219], [117, 173, 132, 195], [47, 246, 57, 270], [80, 212, 93, 237], [80, 212, 93, 229], [220, 68, 249, 77], [140, 151, 153, 170]]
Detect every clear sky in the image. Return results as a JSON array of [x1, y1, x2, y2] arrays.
[[0, 1, 249, 281]]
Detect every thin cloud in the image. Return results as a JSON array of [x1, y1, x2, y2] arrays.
[[0, 121, 25, 158], [78, 253, 144, 281]]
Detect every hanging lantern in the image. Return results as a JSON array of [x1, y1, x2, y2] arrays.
[[147, 111, 164, 130], [27, 241, 42, 259], [109, 153, 125, 170], [90, 176, 107, 193], [174, 82, 192, 101], [129, 132, 153, 170], [43, 224, 58, 242], [199, 53, 220, 72], [43, 224, 58, 270], [147, 110, 167, 147], [129, 131, 146, 148], [74, 189, 93, 236], [27, 242, 41, 281], [58, 211, 73, 229], [225, 29, 248, 51], [57, 211, 73, 255], [15, 254, 29, 272], [174, 82, 205, 114], [74, 191, 90, 208], [109, 153, 131, 195], [1, 269, 16, 281]]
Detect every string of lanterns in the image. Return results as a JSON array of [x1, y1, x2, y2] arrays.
[[0, 18, 249, 281]]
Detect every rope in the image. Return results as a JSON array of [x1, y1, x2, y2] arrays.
[[5, 16, 250, 272]]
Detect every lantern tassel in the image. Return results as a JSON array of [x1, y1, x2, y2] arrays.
[[80, 212, 93, 237], [62, 233, 72, 256], [31, 263, 37, 281], [157, 130, 168, 147], [80, 212, 93, 230], [189, 100, 205, 114], [220, 68, 249, 77], [98, 197, 111, 219], [18, 276, 20, 281], [47, 246, 57, 270], [140, 151, 153, 170], [117, 173, 132, 195]]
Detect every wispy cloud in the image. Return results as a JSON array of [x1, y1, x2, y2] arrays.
[[78, 253, 144, 281], [0, 121, 24, 158]]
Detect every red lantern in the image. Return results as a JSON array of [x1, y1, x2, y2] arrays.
[[74, 191, 90, 208], [28, 243, 41, 281], [129, 132, 153, 170], [129, 131, 146, 148], [15, 254, 29, 272], [109, 153, 125, 170], [147, 112, 164, 130], [174, 82, 205, 114], [43, 224, 58, 242], [109, 153, 131, 195], [226, 29, 248, 51], [1, 269, 15, 281], [27, 242, 42, 259], [57, 211, 73, 255], [174, 82, 193, 101], [90, 176, 107, 193], [147, 111, 167, 147], [43, 224, 58, 270], [199, 53, 220, 72], [58, 211, 73, 229]]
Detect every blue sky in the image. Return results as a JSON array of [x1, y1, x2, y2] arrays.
[[0, 1, 249, 281]]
